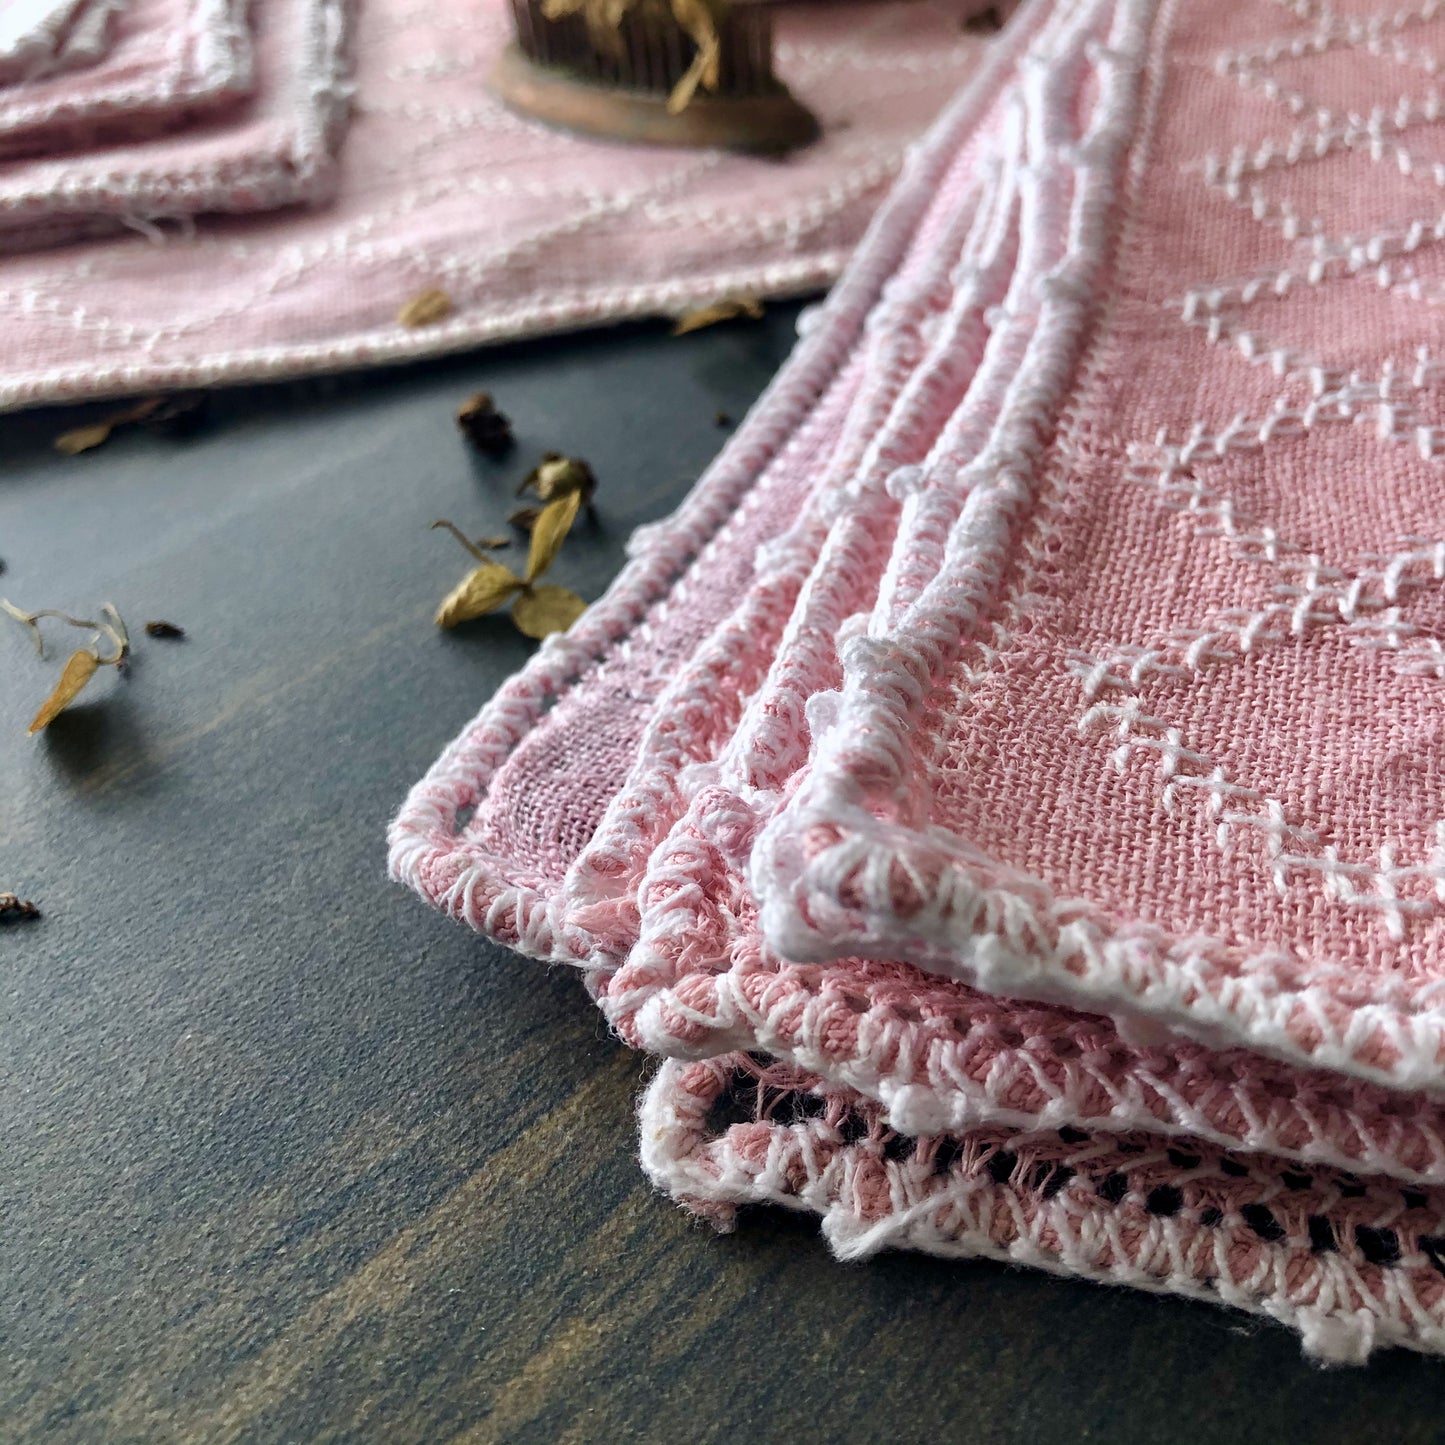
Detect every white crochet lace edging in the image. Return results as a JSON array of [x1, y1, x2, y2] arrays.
[[606, 948, 1445, 1186], [386, 0, 1057, 961], [640, 1055, 1445, 1364]]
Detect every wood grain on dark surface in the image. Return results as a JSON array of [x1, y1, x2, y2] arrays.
[[1, 309, 1441, 1444]]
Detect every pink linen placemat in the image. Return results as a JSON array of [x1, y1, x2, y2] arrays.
[[0, 0, 251, 161], [0, 0, 992, 408]]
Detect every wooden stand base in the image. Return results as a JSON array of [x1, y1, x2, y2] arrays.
[[488, 43, 820, 155]]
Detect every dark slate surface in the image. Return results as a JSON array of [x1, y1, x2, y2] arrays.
[[0, 308, 1440, 1443]]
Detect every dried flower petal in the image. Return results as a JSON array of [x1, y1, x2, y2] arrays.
[[519, 454, 596, 504], [2, 598, 44, 655], [54, 423, 116, 456], [399, 288, 454, 328], [0, 892, 40, 923], [3, 599, 128, 661], [512, 586, 587, 639], [53, 398, 165, 455], [435, 560, 523, 628], [524, 489, 583, 584], [100, 602, 129, 664], [540, 0, 723, 109], [28, 649, 100, 734], [144, 620, 186, 639], [456, 392, 515, 457], [510, 506, 540, 532], [672, 294, 764, 336]]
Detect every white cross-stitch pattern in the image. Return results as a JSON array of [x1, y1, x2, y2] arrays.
[[1067, 2, 1445, 939]]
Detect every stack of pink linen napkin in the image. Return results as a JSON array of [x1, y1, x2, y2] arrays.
[[392, 0, 1445, 1363]]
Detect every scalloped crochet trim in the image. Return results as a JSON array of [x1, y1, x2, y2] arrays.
[[641, 1054, 1445, 1364]]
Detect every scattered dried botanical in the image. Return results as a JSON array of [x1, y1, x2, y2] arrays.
[[517, 453, 596, 506], [144, 620, 187, 639], [29, 650, 101, 734], [509, 506, 540, 533], [456, 392, 515, 457], [432, 499, 587, 640], [511, 585, 587, 639], [672, 294, 764, 336], [714, 410, 733, 428], [54, 423, 114, 456], [435, 559, 523, 628], [53, 397, 165, 455], [4, 600, 130, 733], [525, 488, 582, 584], [398, 288, 454, 328], [0, 893, 41, 924], [430, 520, 510, 553], [541, 0, 725, 113]]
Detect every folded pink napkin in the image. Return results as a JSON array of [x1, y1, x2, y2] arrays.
[[641, 1054, 1445, 1364], [390, 0, 1043, 955], [394, 0, 1445, 1194], [0, 0, 345, 244], [0, 0, 122, 85], [0, 0, 250, 161]]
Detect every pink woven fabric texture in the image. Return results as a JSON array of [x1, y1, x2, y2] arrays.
[[0, 0, 251, 162], [390, 0, 1445, 1361], [754, 0, 1445, 1090], [0, 0, 988, 408]]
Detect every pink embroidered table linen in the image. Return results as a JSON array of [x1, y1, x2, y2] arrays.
[[388, 0, 1445, 1361]]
